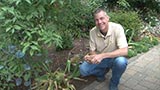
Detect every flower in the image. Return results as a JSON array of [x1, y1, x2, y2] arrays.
[[15, 50, 25, 58]]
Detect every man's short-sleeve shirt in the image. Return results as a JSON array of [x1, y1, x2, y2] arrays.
[[89, 22, 128, 53]]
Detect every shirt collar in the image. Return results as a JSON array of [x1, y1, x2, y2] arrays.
[[96, 24, 111, 38]]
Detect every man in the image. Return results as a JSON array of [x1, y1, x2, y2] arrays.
[[79, 8, 128, 90]]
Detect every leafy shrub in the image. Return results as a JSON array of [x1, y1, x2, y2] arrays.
[[108, 10, 143, 42], [128, 35, 159, 58], [0, 0, 97, 89], [0, 0, 64, 89], [126, 0, 160, 14], [0, 44, 51, 89], [128, 48, 137, 58], [56, 31, 74, 51], [32, 60, 81, 90]]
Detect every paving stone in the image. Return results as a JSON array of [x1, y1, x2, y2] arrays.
[[124, 78, 139, 88], [133, 84, 148, 90], [132, 72, 146, 81], [144, 76, 158, 84], [119, 84, 132, 90], [82, 81, 99, 90], [155, 79, 160, 86], [95, 82, 109, 90], [139, 80, 158, 90], [128, 65, 145, 73], [95, 81, 107, 90], [121, 73, 132, 84], [125, 68, 137, 76]]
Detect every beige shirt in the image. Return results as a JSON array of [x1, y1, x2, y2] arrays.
[[89, 22, 128, 53]]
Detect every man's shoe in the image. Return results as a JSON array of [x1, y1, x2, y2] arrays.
[[96, 76, 106, 82], [105, 68, 110, 73], [96, 68, 110, 82], [109, 81, 118, 90], [109, 85, 118, 90]]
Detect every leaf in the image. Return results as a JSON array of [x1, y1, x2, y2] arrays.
[[65, 60, 71, 73], [29, 49, 34, 56], [25, 31, 32, 38], [11, 29, 15, 34], [22, 42, 30, 53], [6, 27, 12, 32], [50, 0, 56, 4], [15, 0, 21, 5], [59, 1, 64, 5], [36, 74, 48, 81], [25, 0, 31, 4], [24, 72, 31, 81], [0, 16, 5, 19], [31, 41, 39, 45], [44, 38, 52, 44], [0, 65, 4, 70], [30, 45, 40, 51], [38, 5, 46, 14], [14, 25, 21, 30], [8, 7, 15, 15], [1, 7, 8, 11]]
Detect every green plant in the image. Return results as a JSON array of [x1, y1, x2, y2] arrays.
[[109, 10, 143, 43], [128, 48, 137, 58], [56, 31, 74, 51], [0, 44, 51, 90], [128, 35, 159, 58], [32, 59, 82, 90], [0, 0, 64, 89]]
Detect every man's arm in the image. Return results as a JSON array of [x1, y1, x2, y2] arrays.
[[101, 47, 128, 59], [89, 47, 128, 64]]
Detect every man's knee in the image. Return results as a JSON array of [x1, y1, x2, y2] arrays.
[[114, 57, 128, 67], [79, 62, 90, 76]]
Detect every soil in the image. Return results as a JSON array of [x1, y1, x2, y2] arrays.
[[49, 38, 96, 90]]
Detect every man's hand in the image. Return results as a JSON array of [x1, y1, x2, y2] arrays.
[[84, 53, 103, 64], [84, 54, 94, 63], [90, 54, 103, 64]]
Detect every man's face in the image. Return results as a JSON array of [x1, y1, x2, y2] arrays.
[[94, 11, 109, 33]]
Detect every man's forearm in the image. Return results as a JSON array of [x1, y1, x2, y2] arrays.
[[101, 47, 128, 59]]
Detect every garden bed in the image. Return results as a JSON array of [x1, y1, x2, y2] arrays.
[[49, 38, 96, 90]]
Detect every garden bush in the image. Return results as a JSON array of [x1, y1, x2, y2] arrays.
[[128, 35, 159, 58], [0, 0, 103, 89], [108, 10, 143, 42]]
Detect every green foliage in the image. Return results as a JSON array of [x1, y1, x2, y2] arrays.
[[117, 0, 130, 9], [0, 0, 63, 55], [32, 60, 81, 90], [0, 44, 51, 89], [56, 31, 74, 51], [128, 49, 137, 58], [0, 0, 64, 89], [125, 0, 160, 25], [109, 10, 143, 43], [126, 0, 160, 13], [0, 0, 95, 89], [128, 36, 159, 58], [143, 11, 160, 26]]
